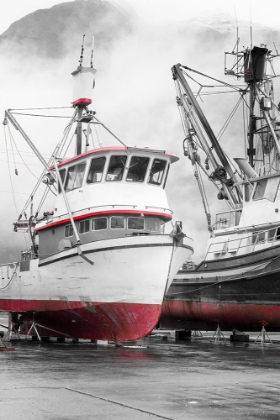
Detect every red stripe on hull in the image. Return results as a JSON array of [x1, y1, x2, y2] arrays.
[[4, 300, 161, 341], [35, 210, 172, 231], [161, 300, 280, 330]]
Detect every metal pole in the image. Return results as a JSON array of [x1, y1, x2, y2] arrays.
[[76, 106, 83, 155]]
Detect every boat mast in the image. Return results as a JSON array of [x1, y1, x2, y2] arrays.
[[248, 83, 255, 167], [71, 35, 96, 156]]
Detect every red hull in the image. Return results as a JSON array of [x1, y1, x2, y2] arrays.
[[161, 300, 280, 331], [3, 300, 161, 341]]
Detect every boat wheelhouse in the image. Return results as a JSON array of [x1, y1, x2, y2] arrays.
[[35, 146, 178, 260]]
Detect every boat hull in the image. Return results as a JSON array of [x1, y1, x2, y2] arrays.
[[0, 235, 193, 341], [161, 246, 280, 332]]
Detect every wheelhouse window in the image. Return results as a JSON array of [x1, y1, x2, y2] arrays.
[[87, 157, 106, 183], [148, 159, 167, 185], [126, 157, 149, 182], [128, 217, 145, 230], [79, 219, 90, 234], [65, 224, 73, 237], [92, 218, 108, 230], [65, 162, 86, 191], [110, 216, 125, 229], [253, 179, 267, 201], [58, 169, 66, 194], [106, 155, 127, 181]]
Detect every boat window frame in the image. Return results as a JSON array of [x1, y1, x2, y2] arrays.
[[110, 216, 126, 229], [106, 155, 128, 182], [79, 219, 90, 234], [127, 217, 145, 230], [148, 158, 168, 186], [126, 156, 150, 183], [65, 224, 74, 238], [86, 156, 106, 184], [65, 161, 87, 192], [92, 217, 108, 231], [252, 179, 268, 201], [145, 217, 164, 233], [252, 230, 266, 244]]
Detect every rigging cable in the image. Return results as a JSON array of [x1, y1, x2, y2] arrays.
[[4, 125, 19, 216], [10, 112, 73, 119], [7, 124, 39, 179], [3, 124, 28, 249], [217, 95, 243, 140]]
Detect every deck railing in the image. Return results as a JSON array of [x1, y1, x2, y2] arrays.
[[207, 225, 280, 258]]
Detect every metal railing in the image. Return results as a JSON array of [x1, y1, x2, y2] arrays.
[[207, 225, 280, 258]]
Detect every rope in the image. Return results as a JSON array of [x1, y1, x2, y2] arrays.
[[0, 271, 17, 290], [4, 125, 19, 216]]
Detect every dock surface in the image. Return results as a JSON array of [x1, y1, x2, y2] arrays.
[[1, 332, 280, 419]]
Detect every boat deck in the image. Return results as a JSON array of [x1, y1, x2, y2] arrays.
[[1, 319, 280, 419]]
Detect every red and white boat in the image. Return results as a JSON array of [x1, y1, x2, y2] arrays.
[[1, 41, 193, 342]]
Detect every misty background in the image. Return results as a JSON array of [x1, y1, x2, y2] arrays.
[[0, 0, 279, 263]]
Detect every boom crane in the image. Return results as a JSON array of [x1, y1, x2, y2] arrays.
[[172, 63, 243, 210]]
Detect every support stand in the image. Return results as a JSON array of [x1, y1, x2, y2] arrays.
[[192, 330, 203, 337], [254, 325, 272, 345], [0, 336, 15, 351], [25, 315, 41, 342], [211, 325, 225, 343]]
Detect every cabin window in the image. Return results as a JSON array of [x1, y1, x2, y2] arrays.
[[110, 216, 125, 229], [126, 157, 149, 182], [252, 231, 266, 244], [65, 162, 86, 191], [128, 217, 145, 230], [106, 155, 127, 181], [268, 227, 280, 242], [92, 218, 108, 230], [253, 179, 267, 201], [65, 224, 73, 237], [148, 159, 167, 185], [87, 157, 106, 183], [146, 217, 164, 232], [268, 229, 275, 241], [79, 219, 90, 234], [58, 169, 66, 193]]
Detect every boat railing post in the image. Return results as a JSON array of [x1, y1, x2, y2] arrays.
[[236, 236, 242, 255]]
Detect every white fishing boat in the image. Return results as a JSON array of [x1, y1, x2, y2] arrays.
[[1, 39, 193, 342], [162, 39, 280, 334]]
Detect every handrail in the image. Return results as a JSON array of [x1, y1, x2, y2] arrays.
[[43, 204, 173, 221], [207, 225, 280, 257]]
